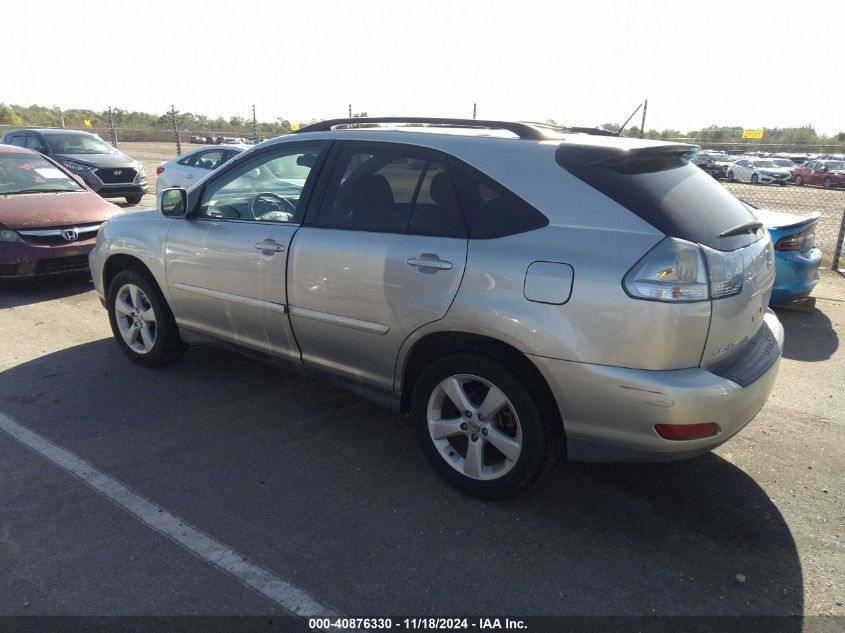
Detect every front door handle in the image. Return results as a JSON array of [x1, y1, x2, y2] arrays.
[[255, 240, 286, 252], [406, 255, 452, 271]]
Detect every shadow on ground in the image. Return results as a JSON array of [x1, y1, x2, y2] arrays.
[[776, 302, 839, 361], [0, 273, 93, 310], [0, 336, 805, 620]]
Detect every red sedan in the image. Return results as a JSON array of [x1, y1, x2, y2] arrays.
[[791, 159, 845, 189], [0, 145, 118, 278]]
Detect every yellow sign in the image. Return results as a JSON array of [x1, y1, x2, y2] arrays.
[[290, 123, 300, 131], [742, 129, 764, 139], [84, 119, 92, 127]]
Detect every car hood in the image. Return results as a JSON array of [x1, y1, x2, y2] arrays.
[[752, 208, 821, 230], [55, 153, 138, 169], [0, 191, 117, 229]]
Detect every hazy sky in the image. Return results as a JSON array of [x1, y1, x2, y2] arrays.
[[6, 0, 842, 134]]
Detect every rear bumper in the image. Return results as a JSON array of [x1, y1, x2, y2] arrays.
[[529, 310, 784, 462], [770, 247, 822, 305], [0, 239, 95, 278]]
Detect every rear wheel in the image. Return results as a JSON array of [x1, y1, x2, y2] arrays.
[[794, 175, 803, 186], [751, 173, 759, 185], [125, 195, 143, 205], [107, 269, 184, 366], [410, 352, 562, 499], [824, 177, 833, 190]]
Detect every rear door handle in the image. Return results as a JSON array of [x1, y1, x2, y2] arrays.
[[255, 240, 286, 252], [406, 255, 452, 271]]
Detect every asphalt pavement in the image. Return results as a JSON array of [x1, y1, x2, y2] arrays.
[[0, 275, 842, 625]]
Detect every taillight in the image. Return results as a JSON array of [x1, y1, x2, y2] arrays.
[[775, 228, 815, 252], [655, 423, 720, 441], [156, 166, 165, 175], [623, 237, 744, 303]]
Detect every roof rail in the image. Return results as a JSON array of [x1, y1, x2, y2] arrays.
[[293, 117, 550, 140]]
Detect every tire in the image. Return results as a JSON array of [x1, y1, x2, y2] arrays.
[[107, 269, 185, 367], [751, 173, 759, 185], [125, 195, 143, 205], [410, 352, 563, 499], [824, 177, 833, 190], [727, 171, 735, 182], [794, 175, 803, 186]]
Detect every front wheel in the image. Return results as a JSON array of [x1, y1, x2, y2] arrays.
[[410, 352, 562, 499], [107, 269, 185, 366], [125, 195, 143, 205], [727, 171, 735, 182], [751, 173, 759, 185], [824, 177, 833, 190], [794, 175, 803, 186]]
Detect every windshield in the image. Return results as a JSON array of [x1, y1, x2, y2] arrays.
[[43, 133, 117, 155], [825, 161, 845, 170], [0, 155, 84, 194], [753, 160, 776, 168], [772, 159, 796, 168]]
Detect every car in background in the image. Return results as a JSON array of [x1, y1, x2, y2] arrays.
[[692, 151, 732, 179], [1, 129, 148, 205], [791, 160, 845, 189], [745, 203, 821, 305], [155, 145, 246, 202], [0, 145, 118, 278], [727, 158, 791, 185], [771, 158, 797, 171], [190, 136, 209, 144]]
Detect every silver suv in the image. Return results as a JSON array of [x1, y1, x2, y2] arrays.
[[90, 118, 783, 498]]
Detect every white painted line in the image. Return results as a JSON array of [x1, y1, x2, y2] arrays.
[[0, 413, 336, 618]]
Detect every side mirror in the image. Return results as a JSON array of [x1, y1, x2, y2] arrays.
[[160, 187, 187, 217]]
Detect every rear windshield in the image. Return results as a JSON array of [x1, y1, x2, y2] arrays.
[[0, 155, 84, 194], [560, 147, 760, 251]]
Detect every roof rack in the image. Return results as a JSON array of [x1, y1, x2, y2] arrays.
[[294, 117, 550, 140]]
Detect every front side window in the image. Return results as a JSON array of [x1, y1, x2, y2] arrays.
[[0, 154, 84, 194], [196, 144, 321, 223], [193, 150, 226, 170], [317, 146, 466, 237], [24, 134, 47, 153]]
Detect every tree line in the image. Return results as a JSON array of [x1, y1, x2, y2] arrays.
[[2, 103, 843, 149]]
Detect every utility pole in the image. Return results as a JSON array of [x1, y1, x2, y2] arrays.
[[252, 104, 258, 143], [172, 105, 182, 155], [473, 102, 477, 120], [109, 106, 118, 147], [639, 99, 648, 139], [348, 104, 352, 118]]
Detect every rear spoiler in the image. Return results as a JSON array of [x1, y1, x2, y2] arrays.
[[555, 143, 697, 171]]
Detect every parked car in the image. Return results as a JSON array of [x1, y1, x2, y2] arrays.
[[0, 145, 118, 278], [190, 136, 209, 144], [771, 158, 797, 171], [155, 145, 246, 203], [90, 117, 783, 499], [791, 160, 845, 189], [1, 129, 148, 205], [692, 151, 732, 179], [727, 158, 791, 185], [745, 204, 822, 305]]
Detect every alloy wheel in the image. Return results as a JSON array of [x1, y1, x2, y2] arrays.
[[114, 283, 157, 354], [427, 374, 523, 481]]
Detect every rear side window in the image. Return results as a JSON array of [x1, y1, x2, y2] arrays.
[[449, 159, 548, 239], [317, 146, 466, 237], [560, 147, 760, 251]]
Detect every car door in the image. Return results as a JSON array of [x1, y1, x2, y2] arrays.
[[736, 160, 751, 182], [165, 141, 326, 361], [287, 143, 469, 392]]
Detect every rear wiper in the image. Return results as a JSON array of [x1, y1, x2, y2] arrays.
[[719, 221, 763, 238]]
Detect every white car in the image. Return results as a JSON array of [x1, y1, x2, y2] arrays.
[[727, 158, 791, 186], [155, 145, 247, 198]]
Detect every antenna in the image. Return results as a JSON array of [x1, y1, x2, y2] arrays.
[[618, 103, 643, 137]]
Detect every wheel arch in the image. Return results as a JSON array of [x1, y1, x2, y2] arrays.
[[398, 331, 562, 429], [103, 254, 164, 299]]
